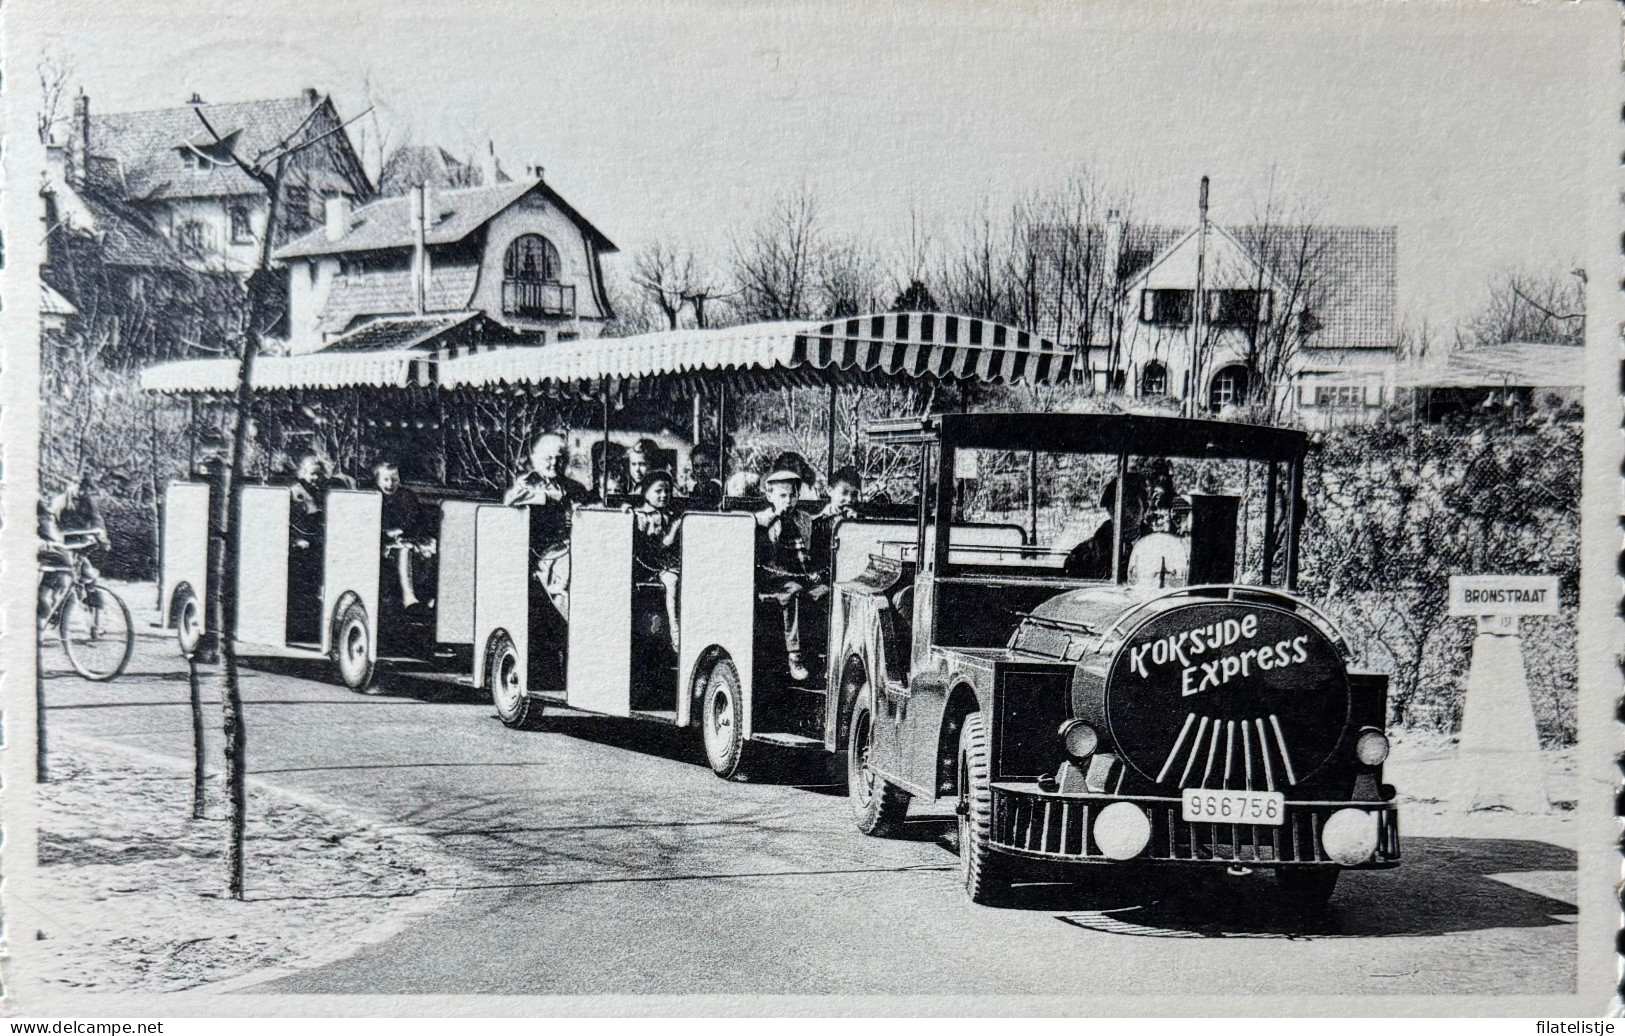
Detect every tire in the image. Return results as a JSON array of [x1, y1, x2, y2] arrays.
[[1275, 866, 1340, 908], [956, 713, 1011, 905], [699, 655, 752, 780], [488, 629, 545, 730], [330, 596, 376, 691], [848, 699, 910, 836], [60, 585, 133, 682], [174, 586, 204, 658]]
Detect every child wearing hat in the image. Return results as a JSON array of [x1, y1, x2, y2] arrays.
[[754, 452, 826, 682], [632, 469, 682, 651]]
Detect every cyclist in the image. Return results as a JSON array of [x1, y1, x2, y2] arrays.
[[38, 473, 109, 621]]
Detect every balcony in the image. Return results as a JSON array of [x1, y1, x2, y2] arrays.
[[502, 279, 576, 319]]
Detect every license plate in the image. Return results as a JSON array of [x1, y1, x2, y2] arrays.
[[1181, 789, 1285, 826]]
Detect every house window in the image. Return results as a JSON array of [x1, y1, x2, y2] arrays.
[[282, 185, 311, 235], [1209, 289, 1271, 328], [504, 234, 561, 282], [1314, 384, 1374, 408], [175, 220, 209, 256], [502, 234, 573, 318], [229, 204, 254, 244], [1140, 288, 1193, 326], [1208, 365, 1250, 412], [1140, 360, 1168, 396]]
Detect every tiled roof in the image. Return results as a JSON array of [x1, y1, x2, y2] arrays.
[[319, 313, 480, 353], [275, 177, 617, 259], [41, 280, 77, 316], [1126, 223, 1397, 350], [317, 264, 481, 334], [88, 96, 329, 200]]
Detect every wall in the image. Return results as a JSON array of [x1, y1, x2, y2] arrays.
[[471, 190, 610, 335]]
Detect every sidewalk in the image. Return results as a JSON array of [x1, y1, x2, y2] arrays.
[[28, 732, 461, 994]]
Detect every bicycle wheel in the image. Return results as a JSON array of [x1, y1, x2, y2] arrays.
[[59, 585, 134, 681]]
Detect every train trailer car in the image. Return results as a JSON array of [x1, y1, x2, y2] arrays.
[[159, 479, 480, 689], [825, 412, 1400, 905], [472, 489, 1035, 779]]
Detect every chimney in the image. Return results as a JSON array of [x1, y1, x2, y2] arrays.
[[529, 163, 545, 181], [67, 93, 90, 189], [324, 195, 350, 242], [1104, 208, 1124, 285], [303, 87, 321, 109], [478, 140, 500, 187], [409, 185, 429, 315]]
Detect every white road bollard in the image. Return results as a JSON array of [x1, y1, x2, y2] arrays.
[[1447, 575, 1555, 815]]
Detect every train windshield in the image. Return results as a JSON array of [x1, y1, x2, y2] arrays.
[[947, 447, 1296, 588]]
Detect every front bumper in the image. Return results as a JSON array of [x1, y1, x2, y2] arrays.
[[990, 781, 1400, 868]]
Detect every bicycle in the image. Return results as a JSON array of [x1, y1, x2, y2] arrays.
[[39, 532, 133, 681]]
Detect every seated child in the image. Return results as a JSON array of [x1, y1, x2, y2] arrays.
[[632, 469, 682, 651], [754, 452, 827, 682]]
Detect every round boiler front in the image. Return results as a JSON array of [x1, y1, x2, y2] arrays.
[[1104, 601, 1350, 789]]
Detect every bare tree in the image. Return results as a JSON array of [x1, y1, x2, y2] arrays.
[[38, 54, 73, 144], [631, 241, 698, 329], [1230, 188, 1343, 422], [817, 236, 884, 318], [731, 188, 822, 321], [1462, 267, 1585, 348]]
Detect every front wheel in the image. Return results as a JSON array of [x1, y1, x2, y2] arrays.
[[489, 629, 545, 730], [956, 713, 1011, 905], [60, 585, 133, 681], [331, 597, 376, 691], [699, 656, 751, 780], [174, 586, 204, 657], [848, 699, 910, 836]]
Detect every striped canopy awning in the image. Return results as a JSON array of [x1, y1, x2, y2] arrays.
[[140, 350, 439, 393], [439, 312, 1074, 391]]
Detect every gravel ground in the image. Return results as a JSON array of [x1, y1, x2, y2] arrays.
[[32, 733, 460, 993]]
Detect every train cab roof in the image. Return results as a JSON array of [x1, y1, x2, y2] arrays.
[[866, 412, 1309, 463]]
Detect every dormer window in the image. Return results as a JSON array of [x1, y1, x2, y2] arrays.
[[505, 234, 561, 283], [502, 234, 573, 318]]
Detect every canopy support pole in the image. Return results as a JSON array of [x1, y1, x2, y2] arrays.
[[600, 375, 611, 504], [1261, 460, 1278, 585], [187, 397, 198, 475], [825, 385, 838, 483], [717, 379, 729, 495], [1027, 450, 1038, 545], [1110, 451, 1128, 583]]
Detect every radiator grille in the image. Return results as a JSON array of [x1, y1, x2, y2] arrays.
[[990, 786, 1400, 865]]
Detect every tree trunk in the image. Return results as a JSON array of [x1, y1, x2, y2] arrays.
[[188, 654, 208, 820]]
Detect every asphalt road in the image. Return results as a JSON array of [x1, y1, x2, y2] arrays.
[[41, 588, 1578, 996]]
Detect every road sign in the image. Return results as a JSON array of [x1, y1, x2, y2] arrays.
[[1446, 575, 1559, 617]]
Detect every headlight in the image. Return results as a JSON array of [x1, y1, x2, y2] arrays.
[[1320, 808, 1379, 866], [1092, 802, 1151, 860], [1059, 719, 1099, 761], [1355, 729, 1390, 766]]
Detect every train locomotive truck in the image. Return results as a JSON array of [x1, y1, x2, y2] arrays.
[[830, 412, 1400, 905]]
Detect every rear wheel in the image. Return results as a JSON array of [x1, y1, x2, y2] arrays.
[[700, 656, 751, 780], [1274, 866, 1340, 908], [174, 586, 203, 658], [60, 585, 133, 681], [489, 629, 545, 730], [848, 699, 910, 836], [331, 597, 375, 691], [956, 713, 1011, 905]]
